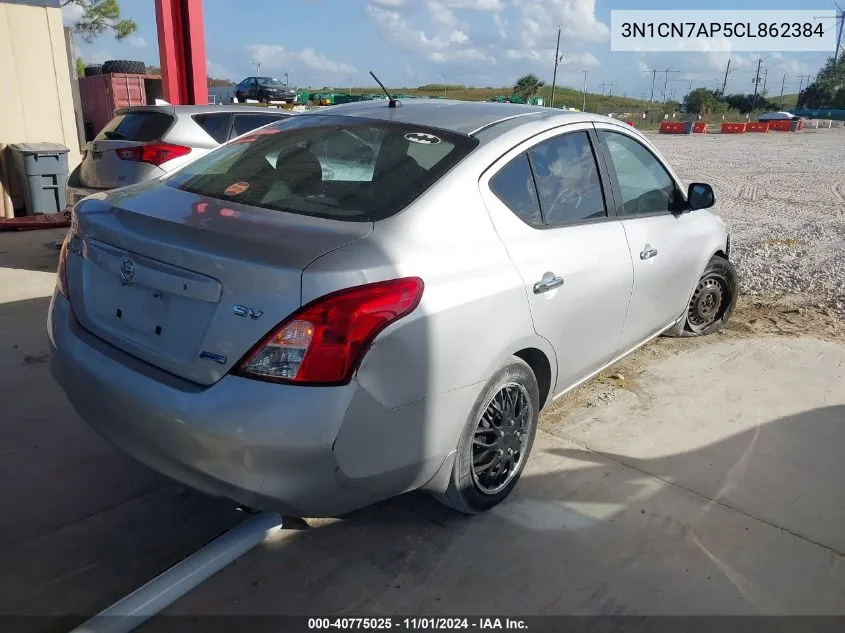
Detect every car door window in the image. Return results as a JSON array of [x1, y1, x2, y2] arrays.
[[192, 113, 232, 143], [231, 114, 287, 138], [599, 131, 678, 216], [489, 153, 542, 227], [528, 131, 606, 225]]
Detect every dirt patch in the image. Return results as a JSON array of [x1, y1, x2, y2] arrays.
[[539, 292, 845, 429]]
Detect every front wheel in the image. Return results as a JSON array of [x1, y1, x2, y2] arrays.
[[670, 255, 739, 337], [439, 356, 540, 514]]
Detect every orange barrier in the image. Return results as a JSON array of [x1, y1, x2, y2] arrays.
[[659, 121, 686, 134], [746, 122, 769, 133], [721, 122, 747, 134], [768, 120, 793, 131], [692, 122, 707, 134], [626, 120, 636, 127]]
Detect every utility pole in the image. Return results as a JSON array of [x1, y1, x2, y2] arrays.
[[442, 73, 447, 98], [644, 68, 657, 101], [660, 68, 679, 103], [761, 68, 768, 96], [797, 73, 810, 94], [751, 58, 763, 107], [253, 62, 261, 75], [550, 26, 562, 108], [721, 58, 731, 95], [779, 73, 787, 107], [598, 81, 606, 95], [582, 69, 588, 111], [607, 81, 618, 97]]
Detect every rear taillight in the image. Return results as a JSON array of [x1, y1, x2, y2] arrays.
[[56, 238, 70, 298], [234, 277, 424, 385], [115, 142, 191, 166]]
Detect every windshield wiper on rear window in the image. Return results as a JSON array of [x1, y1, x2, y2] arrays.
[[104, 131, 125, 140]]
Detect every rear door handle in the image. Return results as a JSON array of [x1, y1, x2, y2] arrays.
[[533, 276, 564, 294], [640, 246, 659, 260]]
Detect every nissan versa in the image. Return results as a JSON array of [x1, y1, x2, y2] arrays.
[[48, 100, 738, 517]]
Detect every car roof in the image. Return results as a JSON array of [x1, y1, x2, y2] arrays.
[[310, 99, 602, 136], [118, 104, 291, 116]]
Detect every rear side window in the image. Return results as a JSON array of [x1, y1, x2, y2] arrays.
[[528, 132, 606, 225], [166, 114, 478, 222], [231, 113, 288, 138], [489, 153, 542, 226], [192, 113, 232, 143], [95, 111, 173, 141]]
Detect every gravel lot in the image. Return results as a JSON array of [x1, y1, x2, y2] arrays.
[[649, 128, 845, 311]]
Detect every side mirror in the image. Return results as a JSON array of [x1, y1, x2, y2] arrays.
[[687, 182, 715, 211]]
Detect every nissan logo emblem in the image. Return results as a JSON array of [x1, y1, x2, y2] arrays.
[[120, 257, 135, 283]]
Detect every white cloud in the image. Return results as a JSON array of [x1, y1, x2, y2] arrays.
[[366, 4, 494, 65], [438, 0, 502, 9], [128, 35, 148, 49], [519, 0, 609, 47], [371, 0, 408, 6], [61, 1, 84, 27], [206, 59, 232, 79], [86, 49, 113, 64], [249, 44, 357, 74], [493, 13, 507, 39]]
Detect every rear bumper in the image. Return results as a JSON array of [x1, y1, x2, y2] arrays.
[[48, 292, 471, 516], [65, 184, 106, 211]]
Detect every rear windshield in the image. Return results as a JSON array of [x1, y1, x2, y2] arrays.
[[95, 111, 174, 142], [164, 114, 478, 222]]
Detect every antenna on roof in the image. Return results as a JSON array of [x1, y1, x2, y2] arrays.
[[370, 71, 401, 108]]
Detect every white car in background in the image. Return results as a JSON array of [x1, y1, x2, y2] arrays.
[[66, 105, 292, 210]]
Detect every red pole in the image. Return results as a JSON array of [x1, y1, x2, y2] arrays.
[[155, 0, 208, 105]]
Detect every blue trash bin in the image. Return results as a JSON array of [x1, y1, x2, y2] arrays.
[[9, 142, 70, 215]]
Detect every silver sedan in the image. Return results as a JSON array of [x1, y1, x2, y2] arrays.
[[48, 100, 737, 517]]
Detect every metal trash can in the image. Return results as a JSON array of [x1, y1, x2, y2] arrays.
[[9, 142, 70, 215]]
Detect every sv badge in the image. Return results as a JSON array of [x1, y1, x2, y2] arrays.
[[233, 305, 264, 320]]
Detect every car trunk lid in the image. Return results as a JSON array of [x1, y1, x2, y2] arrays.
[[67, 182, 373, 385], [78, 109, 176, 189]]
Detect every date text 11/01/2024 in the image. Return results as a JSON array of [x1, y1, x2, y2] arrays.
[[307, 618, 528, 630], [620, 22, 825, 39]]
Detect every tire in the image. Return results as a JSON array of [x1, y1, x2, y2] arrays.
[[102, 59, 146, 75], [440, 356, 540, 514], [669, 255, 739, 337], [83, 64, 102, 77]]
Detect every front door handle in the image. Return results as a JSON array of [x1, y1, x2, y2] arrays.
[[640, 246, 659, 260], [533, 276, 565, 294]]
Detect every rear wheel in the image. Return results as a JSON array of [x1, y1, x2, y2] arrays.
[[671, 255, 738, 337], [440, 357, 540, 514]]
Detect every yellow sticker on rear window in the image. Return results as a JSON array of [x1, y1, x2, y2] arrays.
[[224, 181, 250, 195]]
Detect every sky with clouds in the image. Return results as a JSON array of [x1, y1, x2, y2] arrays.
[[64, 0, 837, 100]]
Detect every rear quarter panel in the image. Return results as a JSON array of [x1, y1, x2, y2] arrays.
[[303, 163, 552, 405], [302, 160, 555, 483]]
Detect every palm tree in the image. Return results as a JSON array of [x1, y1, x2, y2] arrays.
[[513, 74, 545, 101]]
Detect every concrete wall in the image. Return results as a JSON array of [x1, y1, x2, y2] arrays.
[[0, 0, 81, 215]]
